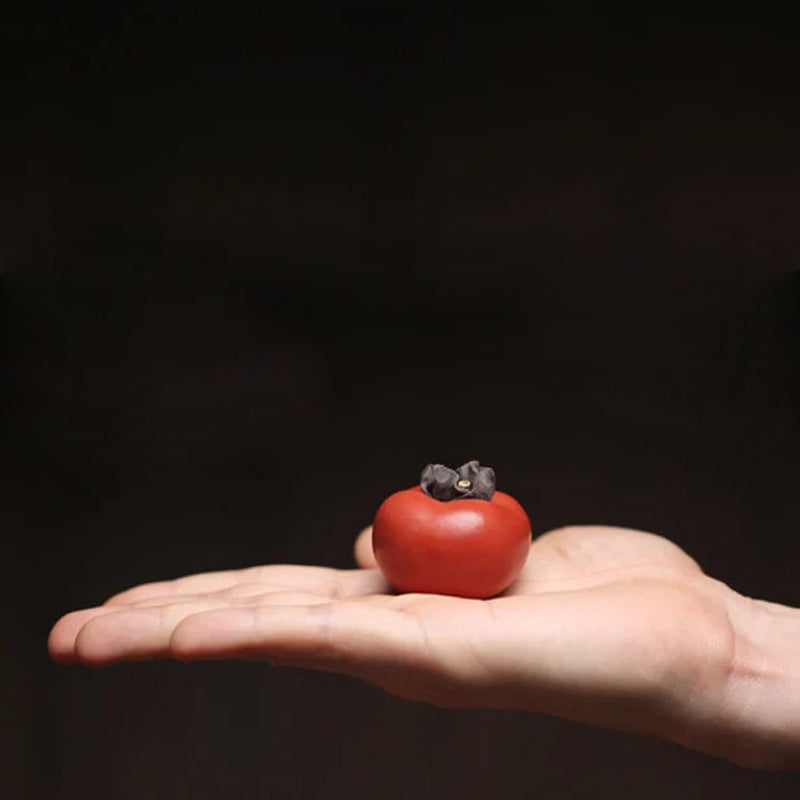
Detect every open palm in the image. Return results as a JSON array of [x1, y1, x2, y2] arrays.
[[49, 524, 800, 769]]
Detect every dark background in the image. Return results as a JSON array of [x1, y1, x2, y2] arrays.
[[3, 3, 800, 797]]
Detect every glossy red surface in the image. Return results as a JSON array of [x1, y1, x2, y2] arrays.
[[372, 486, 531, 598]]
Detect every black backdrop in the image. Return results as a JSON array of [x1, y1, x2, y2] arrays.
[[3, 3, 800, 797]]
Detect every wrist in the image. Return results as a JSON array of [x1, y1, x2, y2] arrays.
[[683, 595, 800, 769]]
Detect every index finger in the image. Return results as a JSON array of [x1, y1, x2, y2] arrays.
[[106, 564, 389, 606]]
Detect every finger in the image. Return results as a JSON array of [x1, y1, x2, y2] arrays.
[[48, 607, 119, 664], [354, 526, 378, 569], [243, 565, 390, 598], [118, 582, 340, 608], [131, 589, 336, 609], [74, 601, 226, 664], [71, 588, 384, 665], [169, 601, 425, 677], [105, 571, 244, 605], [106, 564, 389, 606]]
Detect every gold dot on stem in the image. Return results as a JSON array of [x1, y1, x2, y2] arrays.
[[457, 479, 471, 488]]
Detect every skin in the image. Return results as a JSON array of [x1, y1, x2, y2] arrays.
[[48, 524, 800, 770]]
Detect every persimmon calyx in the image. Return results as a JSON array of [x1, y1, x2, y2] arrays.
[[419, 460, 496, 501]]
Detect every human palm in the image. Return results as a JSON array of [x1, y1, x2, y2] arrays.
[[49, 525, 800, 769]]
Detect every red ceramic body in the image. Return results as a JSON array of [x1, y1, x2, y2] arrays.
[[372, 486, 531, 599]]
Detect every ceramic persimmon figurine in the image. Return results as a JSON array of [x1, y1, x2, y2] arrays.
[[371, 461, 531, 599]]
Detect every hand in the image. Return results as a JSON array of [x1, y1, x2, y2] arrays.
[[49, 525, 800, 769]]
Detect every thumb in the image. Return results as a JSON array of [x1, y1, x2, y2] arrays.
[[354, 526, 379, 569]]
